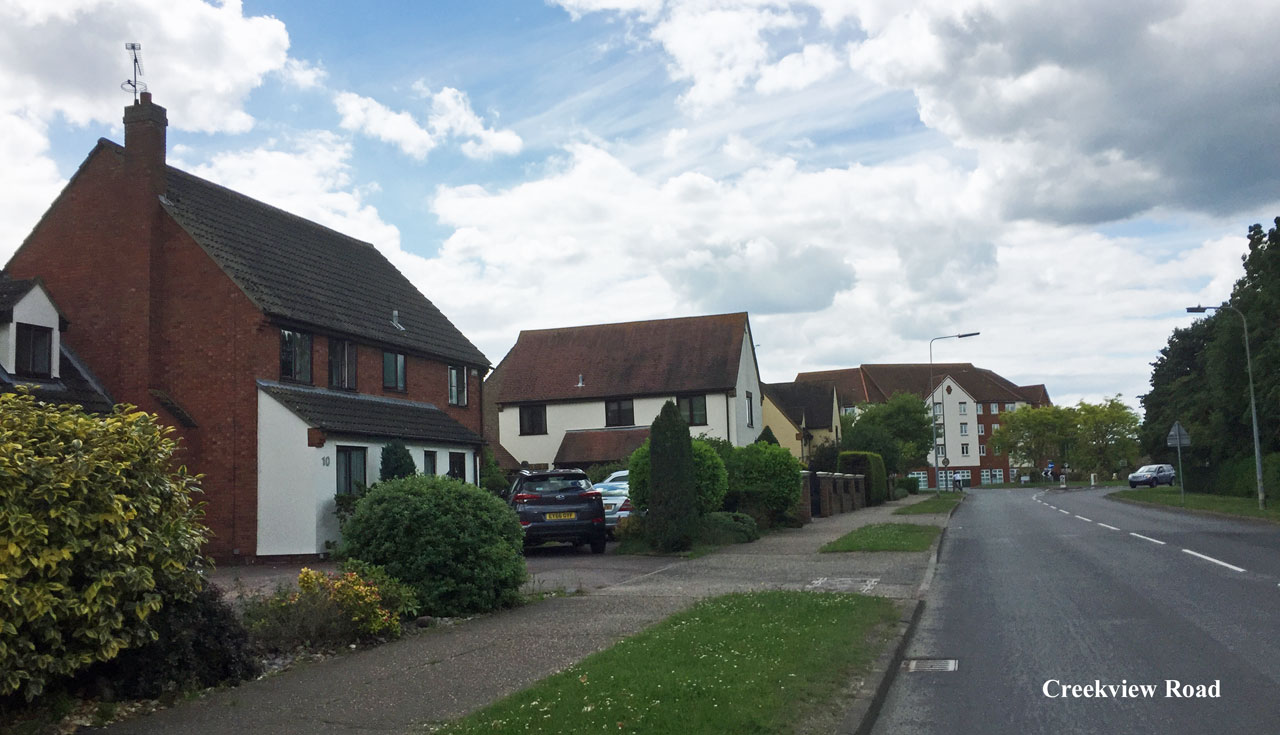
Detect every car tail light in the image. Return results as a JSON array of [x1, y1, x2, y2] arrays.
[[519, 520, 531, 527], [581, 491, 601, 500], [513, 493, 539, 503], [619, 499, 633, 512]]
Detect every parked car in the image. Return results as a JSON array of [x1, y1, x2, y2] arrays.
[[1128, 464, 1176, 488], [592, 470, 632, 537], [506, 469, 608, 553]]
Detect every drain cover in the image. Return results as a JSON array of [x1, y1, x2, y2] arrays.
[[902, 659, 958, 672]]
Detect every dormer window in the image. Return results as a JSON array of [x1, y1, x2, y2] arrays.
[[15, 323, 53, 378]]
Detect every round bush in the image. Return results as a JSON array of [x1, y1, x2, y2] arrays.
[[336, 475, 526, 616], [627, 438, 727, 516], [726, 442, 803, 525], [0, 392, 207, 701]]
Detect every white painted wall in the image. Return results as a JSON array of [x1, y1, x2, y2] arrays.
[[2, 286, 61, 378], [929, 377, 980, 471], [257, 389, 479, 556], [731, 324, 763, 446]]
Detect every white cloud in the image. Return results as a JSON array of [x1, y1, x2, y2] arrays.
[[279, 58, 327, 89], [334, 92, 438, 159], [755, 43, 840, 94], [0, 112, 64, 259], [335, 85, 521, 161]]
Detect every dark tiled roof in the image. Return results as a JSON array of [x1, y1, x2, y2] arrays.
[[554, 427, 650, 466], [794, 368, 869, 408], [258, 380, 482, 446], [0, 275, 35, 312], [497, 313, 750, 404], [762, 381, 836, 430], [1017, 384, 1052, 406], [90, 141, 486, 368], [1, 344, 114, 414]]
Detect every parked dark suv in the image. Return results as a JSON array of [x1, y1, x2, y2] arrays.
[[506, 469, 607, 553]]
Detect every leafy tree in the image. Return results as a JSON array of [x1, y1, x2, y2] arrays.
[[842, 419, 901, 474], [379, 439, 417, 482], [755, 426, 780, 445], [988, 404, 1078, 470], [840, 392, 931, 473], [647, 401, 697, 551], [1072, 397, 1140, 474], [479, 447, 509, 496]]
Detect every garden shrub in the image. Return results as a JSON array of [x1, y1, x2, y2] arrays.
[[897, 476, 921, 496], [479, 447, 509, 497], [647, 401, 698, 552], [380, 439, 417, 482], [79, 583, 258, 699], [754, 426, 780, 445], [695, 434, 736, 468], [724, 442, 803, 527], [838, 451, 888, 506], [241, 567, 403, 653], [630, 438, 728, 517], [0, 392, 207, 701], [337, 475, 526, 616], [585, 460, 628, 484], [697, 511, 761, 545], [338, 559, 421, 620]]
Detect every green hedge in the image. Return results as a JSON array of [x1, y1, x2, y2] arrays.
[[725, 442, 803, 526], [1194, 453, 1280, 497], [627, 438, 727, 516], [838, 451, 888, 506]]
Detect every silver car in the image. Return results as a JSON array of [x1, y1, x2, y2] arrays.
[[1128, 464, 1176, 488], [594, 470, 632, 536]]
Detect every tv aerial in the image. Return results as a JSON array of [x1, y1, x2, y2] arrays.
[[121, 42, 147, 102]]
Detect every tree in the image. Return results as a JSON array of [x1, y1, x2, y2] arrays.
[[647, 401, 697, 551], [755, 426, 780, 445], [1071, 397, 1140, 475], [380, 439, 417, 482], [988, 404, 1077, 470], [840, 392, 931, 473], [479, 447, 509, 496]]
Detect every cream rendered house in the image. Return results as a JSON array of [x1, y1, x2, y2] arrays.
[[761, 380, 840, 463]]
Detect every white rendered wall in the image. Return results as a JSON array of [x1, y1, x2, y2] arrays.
[[929, 377, 980, 470], [257, 389, 478, 556], [2, 286, 61, 378], [731, 326, 763, 446]]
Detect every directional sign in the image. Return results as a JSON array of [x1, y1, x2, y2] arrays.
[[1167, 421, 1191, 448]]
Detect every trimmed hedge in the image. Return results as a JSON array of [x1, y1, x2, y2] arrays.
[[838, 451, 888, 506], [648, 402, 698, 552], [725, 442, 804, 526], [336, 475, 526, 616], [627, 438, 727, 516], [0, 392, 207, 700]]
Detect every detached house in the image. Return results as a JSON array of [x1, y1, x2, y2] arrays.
[[760, 380, 840, 464], [485, 313, 763, 469], [796, 363, 1051, 488], [4, 94, 489, 561]]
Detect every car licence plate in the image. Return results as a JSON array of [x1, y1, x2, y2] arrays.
[[545, 512, 576, 521], [604, 503, 617, 511]]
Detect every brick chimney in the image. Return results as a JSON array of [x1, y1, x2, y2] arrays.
[[123, 91, 168, 196]]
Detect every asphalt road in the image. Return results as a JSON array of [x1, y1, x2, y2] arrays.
[[872, 487, 1280, 735]]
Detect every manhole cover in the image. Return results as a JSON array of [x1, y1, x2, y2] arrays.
[[902, 659, 958, 672]]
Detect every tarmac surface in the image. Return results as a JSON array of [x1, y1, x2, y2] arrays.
[[100, 495, 949, 734]]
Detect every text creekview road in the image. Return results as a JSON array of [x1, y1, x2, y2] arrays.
[[1041, 679, 1221, 699]]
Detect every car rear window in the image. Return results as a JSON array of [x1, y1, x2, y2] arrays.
[[522, 476, 591, 493]]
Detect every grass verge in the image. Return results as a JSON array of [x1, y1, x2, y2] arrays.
[[436, 591, 898, 735], [1108, 487, 1280, 524], [820, 523, 941, 552], [893, 496, 961, 515]]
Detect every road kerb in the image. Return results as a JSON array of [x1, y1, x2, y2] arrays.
[[836, 599, 925, 735]]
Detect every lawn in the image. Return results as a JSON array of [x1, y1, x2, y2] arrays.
[[435, 591, 899, 735], [893, 496, 961, 515], [820, 523, 942, 552], [1109, 487, 1280, 524]]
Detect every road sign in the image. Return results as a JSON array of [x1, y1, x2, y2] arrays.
[[1048, 460, 1055, 469], [1167, 421, 1191, 448], [942, 458, 951, 467]]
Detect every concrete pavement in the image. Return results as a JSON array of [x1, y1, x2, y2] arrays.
[[101, 495, 952, 734]]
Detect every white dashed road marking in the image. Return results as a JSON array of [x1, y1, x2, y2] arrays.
[[1058, 509, 1070, 515], [1075, 515, 1092, 522], [1097, 523, 1120, 531], [1182, 549, 1245, 573], [1130, 532, 1166, 545]]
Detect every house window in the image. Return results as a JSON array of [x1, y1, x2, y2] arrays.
[[981, 469, 991, 485], [1004, 402, 1016, 412], [958, 401, 967, 415], [520, 404, 547, 435], [959, 422, 969, 436], [448, 451, 467, 480], [993, 469, 1005, 483], [978, 424, 985, 436], [961, 443, 970, 457], [990, 403, 999, 414], [449, 365, 467, 406], [335, 446, 367, 496], [423, 450, 437, 475], [328, 338, 357, 390], [15, 323, 53, 378], [280, 329, 312, 383], [678, 395, 708, 426], [933, 402, 943, 416], [605, 399, 634, 427], [383, 351, 406, 391], [976, 403, 984, 415], [992, 423, 1000, 432], [746, 391, 754, 428], [979, 444, 987, 456]]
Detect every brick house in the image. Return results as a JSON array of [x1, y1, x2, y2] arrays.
[[485, 313, 763, 469], [4, 94, 490, 561], [796, 364, 1051, 488]]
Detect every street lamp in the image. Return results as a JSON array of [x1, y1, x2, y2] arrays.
[[1187, 304, 1264, 509], [929, 332, 980, 494]]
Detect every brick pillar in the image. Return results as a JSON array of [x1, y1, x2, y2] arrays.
[[796, 471, 813, 524]]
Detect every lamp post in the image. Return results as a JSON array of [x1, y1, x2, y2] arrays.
[[929, 332, 980, 495], [1187, 304, 1264, 509]]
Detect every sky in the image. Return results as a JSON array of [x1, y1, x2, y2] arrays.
[[2, 0, 1277, 413]]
